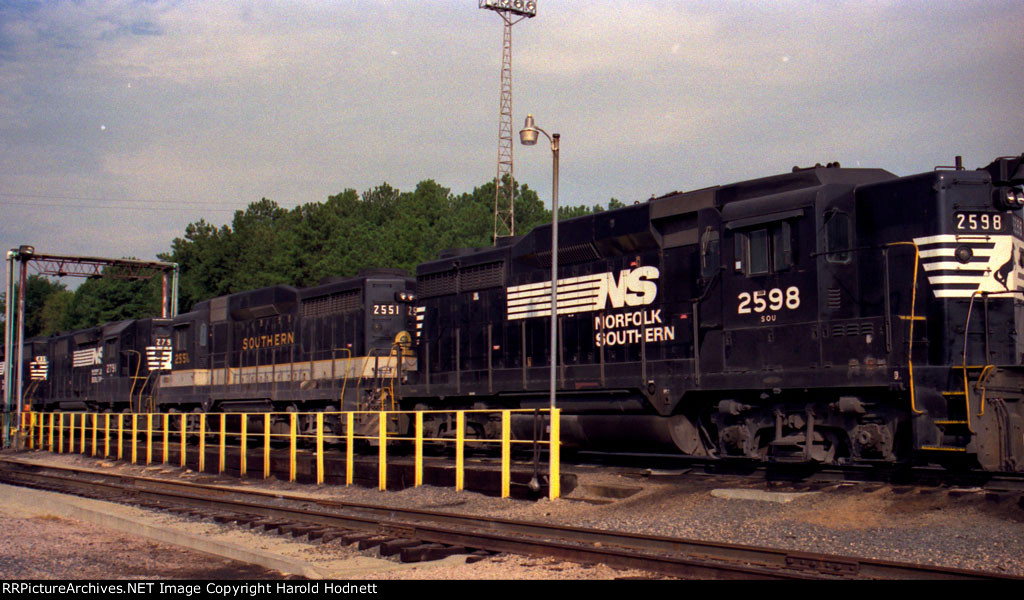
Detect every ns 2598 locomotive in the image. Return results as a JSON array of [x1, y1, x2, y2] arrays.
[[20, 153, 1024, 472], [403, 153, 1024, 472]]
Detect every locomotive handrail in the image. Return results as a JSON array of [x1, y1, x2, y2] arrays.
[[137, 369, 159, 414], [331, 347, 353, 409], [885, 241, 923, 415], [123, 350, 142, 412], [961, 290, 1024, 420]]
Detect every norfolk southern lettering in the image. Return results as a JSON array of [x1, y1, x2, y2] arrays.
[[241, 331, 295, 351], [594, 308, 675, 347]]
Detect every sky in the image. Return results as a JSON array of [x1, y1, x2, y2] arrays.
[[1, 0, 1022, 293]]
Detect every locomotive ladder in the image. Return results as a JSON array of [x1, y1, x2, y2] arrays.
[[924, 364, 1001, 456], [889, 241, 977, 456]]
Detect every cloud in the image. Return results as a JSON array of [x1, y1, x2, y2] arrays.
[[1, 0, 1022, 295]]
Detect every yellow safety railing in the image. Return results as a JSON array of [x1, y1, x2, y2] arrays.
[[21, 408, 563, 499]]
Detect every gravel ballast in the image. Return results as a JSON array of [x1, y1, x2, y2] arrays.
[[3, 450, 1023, 578]]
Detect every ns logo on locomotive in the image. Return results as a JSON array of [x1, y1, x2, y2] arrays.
[[17, 154, 1024, 472]]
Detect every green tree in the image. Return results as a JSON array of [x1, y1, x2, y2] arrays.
[[16, 275, 69, 338], [160, 219, 232, 313], [159, 177, 613, 313], [60, 271, 161, 331], [38, 290, 73, 335]]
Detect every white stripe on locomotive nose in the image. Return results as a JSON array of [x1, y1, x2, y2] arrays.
[[919, 248, 997, 259], [922, 261, 989, 271]]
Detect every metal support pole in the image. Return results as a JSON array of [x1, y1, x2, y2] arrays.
[[415, 411, 423, 488], [289, 413, 297, 483], [2, 252, 14, 447], [549, 133, 560, 418], [456, 410, 465, 492], [316, 412, 324, 485], [239, 414, 247, 477], [549, 407, 560, 500], [501, 410, 511, 498], [346, 412, 354, 486], [15, 253, 28, 437], [162, 272, 169, 319], [171, 265, 179, 318], [378, 413, 387, 491]]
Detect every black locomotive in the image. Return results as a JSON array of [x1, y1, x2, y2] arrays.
[[24, 270, 417, 439], [405, 154, 1024, 472], [19, 153, 1024, 471]]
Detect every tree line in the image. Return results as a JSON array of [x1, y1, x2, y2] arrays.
[[6, 178, 623, 338]]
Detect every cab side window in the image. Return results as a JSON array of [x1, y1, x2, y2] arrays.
[[733, 221, 795, 276]]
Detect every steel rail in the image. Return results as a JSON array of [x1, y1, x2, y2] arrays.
[[0, 457, 1015, 581]]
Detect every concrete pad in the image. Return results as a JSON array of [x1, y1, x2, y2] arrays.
[[710, 488, 818, 503]]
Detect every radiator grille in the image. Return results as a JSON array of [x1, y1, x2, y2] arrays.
[[301, 290, 361, 317]]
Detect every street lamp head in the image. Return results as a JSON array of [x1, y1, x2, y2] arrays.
[[480, 0, 537, 18], [519, 114, 539, 146]]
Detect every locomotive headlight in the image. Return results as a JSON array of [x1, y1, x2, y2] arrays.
[[954, 245, 974, 264]]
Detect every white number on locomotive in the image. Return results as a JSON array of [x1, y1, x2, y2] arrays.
[[737, 286, 800, 315], [373, 304, 401, 316]]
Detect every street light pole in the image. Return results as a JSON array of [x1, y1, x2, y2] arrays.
[[520, 114, 561, 500]]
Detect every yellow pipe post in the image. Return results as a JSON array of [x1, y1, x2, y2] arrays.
[[48, 413, 54, 451], [378, 412, 387, 491], [345, 412, 354, 486], [219, 413, 226, 474], [131, 414, 138, 464], [501, 410, 511, 499], [316, 412, 324, 485], [239, 414, 247, 478], [146, 413, 153, 465], [79, 413, 86, 454], [104, 414, 110, 458], [180, 414, 186, 468], [198, 414, 206, 473], [263, 413, 270, 480], [117, 414, 123, 460], [58, 413, 64, 454], [289, 413, 297, 483], [414, 411, 423, 488], [455, 411, 465, 492], [38, 412, 44, 450], [91, 414, 97, 457], [68, 414, 74, 454], [549, 408, 560, 500], [162, 414, 169, 464]]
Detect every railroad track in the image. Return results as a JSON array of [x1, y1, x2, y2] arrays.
[[572, 451, 1024, 495], [0, 457, 1016, 580]]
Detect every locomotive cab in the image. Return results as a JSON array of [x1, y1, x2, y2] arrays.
[[855, 154, 1024, 470]]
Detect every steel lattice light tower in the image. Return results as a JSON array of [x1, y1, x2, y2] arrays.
[[479, 0, 537, 244]]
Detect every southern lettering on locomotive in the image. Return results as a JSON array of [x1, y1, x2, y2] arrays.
[[154, 270, 417, 430]]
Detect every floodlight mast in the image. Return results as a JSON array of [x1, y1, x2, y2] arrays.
[[479, 0, 537, 245]]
